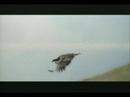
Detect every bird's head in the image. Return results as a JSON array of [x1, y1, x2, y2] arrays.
[[52, 57, 60, 62], [52, 59, 55, 62]]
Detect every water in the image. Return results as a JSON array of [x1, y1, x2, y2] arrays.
[[0, 45, 129, 81]]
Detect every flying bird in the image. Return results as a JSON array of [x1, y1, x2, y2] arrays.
[[48, 53, 80, 72]]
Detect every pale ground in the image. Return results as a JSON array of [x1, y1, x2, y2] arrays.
[[82, 64, 130, 81]]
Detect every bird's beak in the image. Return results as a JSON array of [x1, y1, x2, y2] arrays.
[[74, 53, 80, 56]]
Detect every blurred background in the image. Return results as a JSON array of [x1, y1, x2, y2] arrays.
[[0, 15, 129, 81]]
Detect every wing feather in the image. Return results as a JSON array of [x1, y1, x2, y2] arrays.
[[54, 54, 75, 72], [56, 59, 71, 72]]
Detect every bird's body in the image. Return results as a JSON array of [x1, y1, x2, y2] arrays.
[[49, 53, 80, 72]]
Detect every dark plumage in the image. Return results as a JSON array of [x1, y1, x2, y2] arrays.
[[49, 53, 80, 72]]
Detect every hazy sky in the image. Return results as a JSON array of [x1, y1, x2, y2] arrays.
[[0, 15, 129, 81], [0, 15, 129, 45]]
